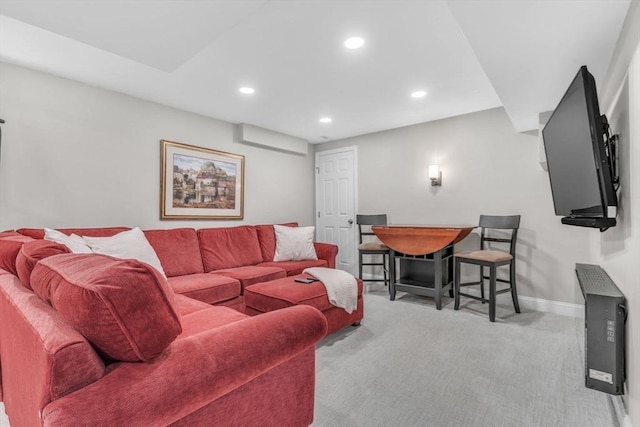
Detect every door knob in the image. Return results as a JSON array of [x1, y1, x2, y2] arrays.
[[348, 219, 354, 225]]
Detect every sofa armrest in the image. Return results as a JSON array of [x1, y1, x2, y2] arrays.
[[42, 305, 327, 427], [314, 242, 338, 268]]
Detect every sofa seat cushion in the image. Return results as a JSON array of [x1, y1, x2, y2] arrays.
[[245, 275, 364, 313], [257, 259, 328, 276], [144, 228, 204, 277], [30, 254, 182, 362], [16, 240, 70, 290], [173, 294, 215, 317], [198, 226, 263, 271], [214, 295, 245, 312], [214, 266, 286, 292], [179, 304, 248, 338], [167, 273, 241, 305]]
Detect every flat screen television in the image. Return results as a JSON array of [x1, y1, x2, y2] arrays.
[[542, 65, 618, 231]]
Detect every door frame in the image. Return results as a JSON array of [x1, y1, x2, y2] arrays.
[[314, 145, 359, 274]]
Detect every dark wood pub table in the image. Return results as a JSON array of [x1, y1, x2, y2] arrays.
[[372, 225, 475, 310]]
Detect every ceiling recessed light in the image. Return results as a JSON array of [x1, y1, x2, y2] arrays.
[[411, 90, 427, 98], [239, 86, 255, 95], [320, 117, 332, 123], [344, 37, 365, 49]]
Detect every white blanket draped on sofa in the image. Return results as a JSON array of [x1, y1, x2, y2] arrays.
[[303, 267, 358, 314]]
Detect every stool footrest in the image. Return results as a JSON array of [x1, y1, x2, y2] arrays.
[[458, 282, 513, 295], [481, 275, 511, 284], [457, 292, 487, 303], [459, 281, 482, 287]]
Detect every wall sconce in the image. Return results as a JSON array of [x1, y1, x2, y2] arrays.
[[428, 164, 442, 186]]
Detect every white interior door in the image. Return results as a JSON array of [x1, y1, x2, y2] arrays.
[[315, 147, 357, 274]]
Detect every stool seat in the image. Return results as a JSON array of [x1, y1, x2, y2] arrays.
[[357, 241, 388, 251], [455, 250, 512, 263]]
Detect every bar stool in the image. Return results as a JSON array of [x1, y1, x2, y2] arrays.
[[356, 214, 390, 288], [454, 214, 521, 322]]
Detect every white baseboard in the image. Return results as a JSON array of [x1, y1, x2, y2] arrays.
[[610, 394, 631, 427], [517, 296, 584, 318], [460, 291, 584, 317]]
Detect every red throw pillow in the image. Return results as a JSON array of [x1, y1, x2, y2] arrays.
[[30, 253, 182, 362], [16, 240, 70, 290]]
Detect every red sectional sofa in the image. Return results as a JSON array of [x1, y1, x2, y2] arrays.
[[0, 223, 347, 426], [15, 223, 337, 311]]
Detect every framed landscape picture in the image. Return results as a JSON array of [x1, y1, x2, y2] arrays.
[[161, 140, 244, 219]]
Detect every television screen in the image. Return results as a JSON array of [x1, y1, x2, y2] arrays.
[[542, 66, 617, 230]]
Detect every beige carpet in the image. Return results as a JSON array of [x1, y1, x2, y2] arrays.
[[313, 286, 616, 427]]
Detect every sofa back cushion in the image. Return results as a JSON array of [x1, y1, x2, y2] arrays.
[[30, 254, 182, 362], [198, 226, 263, 271], [256, 223, 298, 262], [0, 233, 35, 276], [144, 228, 204, 277], [16, 240, 70, 290], [16, 227, 131, 239]]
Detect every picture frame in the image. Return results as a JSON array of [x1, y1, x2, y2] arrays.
[[161, 140, 244, 219]]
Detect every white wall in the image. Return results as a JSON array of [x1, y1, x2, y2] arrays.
[[0, 63, 316, 230], [316, 106, 594, 308], [593, 1, 639, 423]]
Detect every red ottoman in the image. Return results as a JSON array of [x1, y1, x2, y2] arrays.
[[244, 274, 364, 336]]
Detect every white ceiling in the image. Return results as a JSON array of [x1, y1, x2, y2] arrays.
[[0, 0, 632, 143]]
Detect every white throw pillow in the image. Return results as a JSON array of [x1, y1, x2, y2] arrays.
[[273, 225, 318, 261], [44, 228, 93, 253], [82, 227, 167, 277]]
